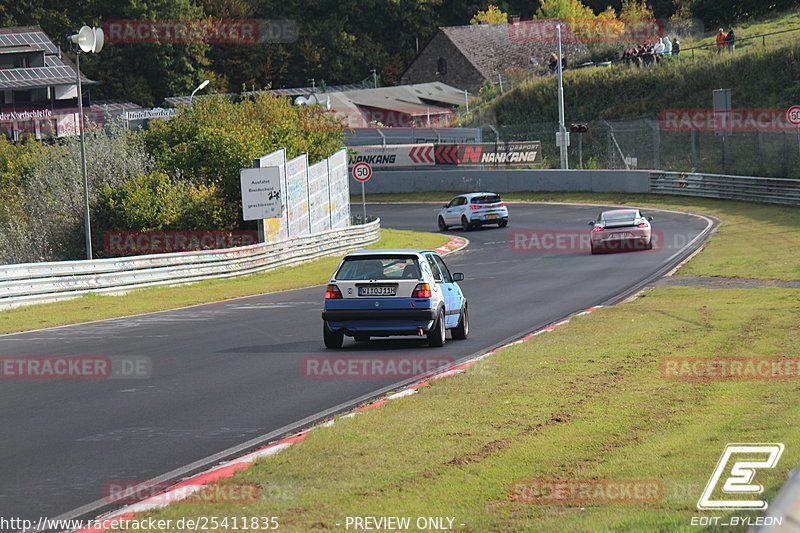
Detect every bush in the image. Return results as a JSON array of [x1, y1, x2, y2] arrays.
[[94, 172, 232, 234], [0, 126, 154, 263]]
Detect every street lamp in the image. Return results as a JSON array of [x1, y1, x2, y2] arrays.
[[190, 79, 210, 103], [69, 25, 104, 260], [556, 24, 569, 169], [370, 68, 378, 88]]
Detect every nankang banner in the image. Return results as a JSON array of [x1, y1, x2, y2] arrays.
[[434, 142, 542, 165], [347, 142, 541, 168]]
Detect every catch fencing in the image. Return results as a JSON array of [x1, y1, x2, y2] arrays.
[[0, 218, 380, 310], [484, 118, 800, 179]]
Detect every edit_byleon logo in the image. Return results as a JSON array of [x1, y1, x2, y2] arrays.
[[697, 443, 785, 510]]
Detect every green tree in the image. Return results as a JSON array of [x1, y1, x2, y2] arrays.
[[470, 5, 509, 24]]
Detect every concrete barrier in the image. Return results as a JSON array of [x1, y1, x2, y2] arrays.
[[353, 169, 652, 194]]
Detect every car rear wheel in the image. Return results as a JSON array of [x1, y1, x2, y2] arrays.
[[645, 237, 653, 250], [438, 216, 448, 231], [323, 322, 344, 349], [498, 219, 508, 228], [591, 244, 599, 255], [461, 216, 471, 231], [452, 304, 469, 340], [427, 310, 446, 347]]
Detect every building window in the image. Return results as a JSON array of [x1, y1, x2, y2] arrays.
[[437, 58, 447, 75]]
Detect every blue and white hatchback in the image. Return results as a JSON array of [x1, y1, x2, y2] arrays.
[[437, 192, 509, 231], [322, 249, 468, 348]]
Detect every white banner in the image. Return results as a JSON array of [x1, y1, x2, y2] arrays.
[[328, 149, 350, 229], [286, 154, 310, 237], [348, 143, 435, 168], [256, 148, 288, 241], [247, 147, 350, 241], [308, 159, 331, 234]]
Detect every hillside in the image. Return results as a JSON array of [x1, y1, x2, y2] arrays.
[[466, 10, 800, 125]]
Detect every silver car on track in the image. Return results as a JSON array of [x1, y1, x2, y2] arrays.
[[437, 192, 509, 231], [589, 209, 654, 254]]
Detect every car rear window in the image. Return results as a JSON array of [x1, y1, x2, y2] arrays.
[[335, 256, 421, 280], [472, 195, 502, 204], [602, 211, 637, 220]]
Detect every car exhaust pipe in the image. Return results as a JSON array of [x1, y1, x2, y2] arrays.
[[417, 326, 424, 336]]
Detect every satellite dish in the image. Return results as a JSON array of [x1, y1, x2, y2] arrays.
[[92, 27, 104, 53], [77, 26, 95, 53], [294, 96, 308, 105]]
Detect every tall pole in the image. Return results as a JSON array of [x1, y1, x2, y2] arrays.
[[76, 50, 92, 260], [557, 25, 569, 169]]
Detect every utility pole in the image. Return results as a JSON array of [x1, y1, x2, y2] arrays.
[[557, 24, 569, 169]]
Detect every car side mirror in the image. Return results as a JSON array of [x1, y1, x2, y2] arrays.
[[452, 273, 464, 282], [588, 221, 595, 226], [647, 216, 654, 221]]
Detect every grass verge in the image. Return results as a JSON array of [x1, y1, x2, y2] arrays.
[[0, 228, 449, 335], [362, 192, 800, 281], [134, 286, 800, 532]]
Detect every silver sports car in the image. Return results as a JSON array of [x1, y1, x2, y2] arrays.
[[589, 209, 654, 254]]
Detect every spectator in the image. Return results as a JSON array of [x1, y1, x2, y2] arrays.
[[663, 36, 673, 56], [716, 28, 727, 53], [673, 38, 680, 56], [653, 37, 666, 60], [561, 56, 567, 71], [548, 53, 558, 74], [725, 26, 736, 53]]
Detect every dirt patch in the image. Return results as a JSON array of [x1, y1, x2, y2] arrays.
[[446, 438, 511, 466]]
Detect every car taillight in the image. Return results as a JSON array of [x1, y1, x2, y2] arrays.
[[591, 227, 604, 232], [637, 223, 648, 228], [412, 283, 432, 298], [470, 205, 481, 209], [496, 202, 506, 207], [325, 284, 342, 299]]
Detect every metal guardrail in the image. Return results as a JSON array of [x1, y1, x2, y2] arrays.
[[0, 219, 380, 310], [649, 171, 800, 206]]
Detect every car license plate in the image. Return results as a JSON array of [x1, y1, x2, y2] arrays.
[[358, 286, 396, 296]]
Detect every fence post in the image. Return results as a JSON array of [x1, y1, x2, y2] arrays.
[[757, 131, 764, 175], [784, 132, 790, 177], [607, 126, 615, 169], [648, 119, 661, 169], [690, 129, 697, 172]]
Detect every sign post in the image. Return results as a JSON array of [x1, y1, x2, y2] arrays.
[[787, 106, 800, 163], [352, 162, 372, 222]]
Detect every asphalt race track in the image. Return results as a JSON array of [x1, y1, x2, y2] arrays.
[[0, 202, 712, 527]]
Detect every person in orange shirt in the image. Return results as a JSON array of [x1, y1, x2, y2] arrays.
[[716, 28, 727, 53]]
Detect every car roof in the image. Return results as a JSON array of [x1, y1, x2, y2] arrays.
[[461, 191, 501, 198], [344, 249, 436, 257]]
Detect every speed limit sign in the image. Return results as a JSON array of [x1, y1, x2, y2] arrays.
[[352, 162, 372, 182], [787, 106, 800, 126]]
